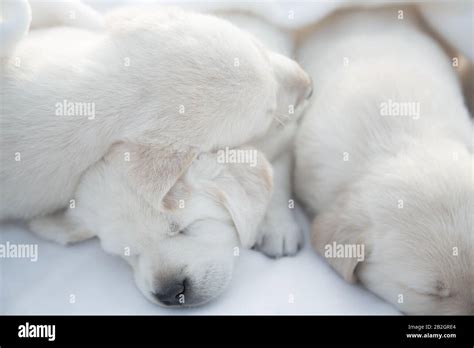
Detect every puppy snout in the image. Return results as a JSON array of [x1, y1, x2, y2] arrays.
[[153, 278, 187, 306]]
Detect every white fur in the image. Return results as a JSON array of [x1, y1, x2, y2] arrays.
[[218, 11, 312, 257], [30, 144, 273, 306], [1, 4, 311, 306], [295, 8, 473, 314], [0, 5, 310, 221]]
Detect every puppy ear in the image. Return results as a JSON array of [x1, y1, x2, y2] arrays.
[[311, 189, 369, 283], [269, 52, 312, 103], [215, 149, 273, 248], [110, 143, 198, 210]]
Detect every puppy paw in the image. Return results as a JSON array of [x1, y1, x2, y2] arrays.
[[254, 214, 303, 258], [29, 212, 94, 245]]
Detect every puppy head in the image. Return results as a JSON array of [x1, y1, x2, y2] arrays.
[[98, 144, 272, 307], [311, 145, 473, 314], [106, 6, 312, 149]]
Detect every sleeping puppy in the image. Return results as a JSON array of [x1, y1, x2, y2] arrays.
[[295, 8, 473, 314], [216, 11, 313, 257], [29, 144, 273, 306], [0, 3, 311, 222]]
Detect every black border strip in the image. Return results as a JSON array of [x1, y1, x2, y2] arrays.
[[0, 315, 473, 346]]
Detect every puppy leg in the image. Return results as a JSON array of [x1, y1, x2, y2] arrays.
[[255, 151, 303, 258], [29, 210, 94, 245]]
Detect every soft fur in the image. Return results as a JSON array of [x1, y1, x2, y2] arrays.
[[217, 11, 313, 257], [295, 8, 473, 314], [29, 144, 273, 306], [0, 3, 310, 221], [1, 3, 311, 306]]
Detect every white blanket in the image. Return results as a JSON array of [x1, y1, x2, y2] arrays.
[[1, 208, 398, 314]]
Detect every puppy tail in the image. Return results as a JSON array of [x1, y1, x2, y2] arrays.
[[0, 0, 32, 59]]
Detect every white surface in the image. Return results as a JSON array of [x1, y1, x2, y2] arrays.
[[0, 207, 399, 314]]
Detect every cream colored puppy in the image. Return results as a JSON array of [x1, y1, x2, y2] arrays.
[[29, 144, 273, 306], [0, 3, 311, 226], [295, 8, 473, 314]]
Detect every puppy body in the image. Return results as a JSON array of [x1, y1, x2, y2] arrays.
[[295, 9, 473, 314], [29, 144, 273, 306], [1, 5, 311, 221]]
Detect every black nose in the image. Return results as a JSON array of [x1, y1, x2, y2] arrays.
[[153, 279, 186, 306]]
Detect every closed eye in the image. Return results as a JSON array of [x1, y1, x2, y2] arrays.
[[177, 218, 223, 237]]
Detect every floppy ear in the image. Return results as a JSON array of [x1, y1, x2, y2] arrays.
[[269, 52, 312, 101], [311, 189, 370, 283], [110, 143, 198, 210], [215, 149, 273, 248]]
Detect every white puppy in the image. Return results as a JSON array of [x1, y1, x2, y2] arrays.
[[295, 8, 473, 314], [29, 143, 273, 306], [217, 11, 313, 257], [0, 4, 311, 225]]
